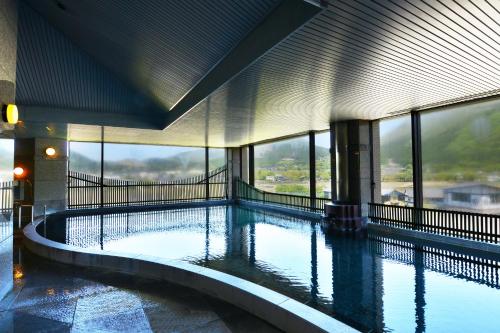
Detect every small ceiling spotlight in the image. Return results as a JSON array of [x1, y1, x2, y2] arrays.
[[13, 167, 24, 177], [45, 147, 56, 157], [1, 104, 19, 125]]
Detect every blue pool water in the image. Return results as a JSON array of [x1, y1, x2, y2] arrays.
[[44, 205, 500, 332]]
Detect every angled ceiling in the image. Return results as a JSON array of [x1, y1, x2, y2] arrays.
[[16, 0, 500, 147]]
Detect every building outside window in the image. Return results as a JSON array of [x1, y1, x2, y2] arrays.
[[379, 116, 413, 206], [421, 100, 500, 214]]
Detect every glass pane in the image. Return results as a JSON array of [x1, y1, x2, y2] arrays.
[[209, 148, 225, 171], [102, 143, 205, 181], [69, 142, 101, 176], [421, 100, 500, 213], [379, 116, 413, 206], [254, 136, 310, 195], [315, 132, 331, 198], [0, 138, 14, 182]]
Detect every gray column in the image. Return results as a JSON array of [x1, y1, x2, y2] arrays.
[[226, 147, 242, 200], [241, 146, 249, 182], [333, 120, 375, 216], [14, 137, 68, 216]]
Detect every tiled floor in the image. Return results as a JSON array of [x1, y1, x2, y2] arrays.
[[0, 242, 281, 333]]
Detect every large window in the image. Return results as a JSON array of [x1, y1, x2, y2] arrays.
[[208, 148, 226, 171], [421, 101, 500, 213], [254, 136, 310, 195], [69, 142, 101, 176], [102, 144, 205, 181], [379, 116, 413, 206], [0, 139, 14, 182], [315, 132, 331, 198]]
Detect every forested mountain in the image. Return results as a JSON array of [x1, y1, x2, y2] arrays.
[[255, 140, 329, 167], [70, 148, 225, 180], [381, 105, 500, 181]]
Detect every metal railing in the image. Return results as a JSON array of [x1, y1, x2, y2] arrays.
[[369, 203, 500, 244], [68, 166, 227, 209], [0, 181, 13, 213], [235, 179, 329, 213]]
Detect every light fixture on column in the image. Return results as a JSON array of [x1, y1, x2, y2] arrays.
[[13, 167, 24, 177], [1, 104, 19, 125], [45, 147, 56, 157]]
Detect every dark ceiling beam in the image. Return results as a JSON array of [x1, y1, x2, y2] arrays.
[[162, 0, 325, 129], [18, 106, 166, 130]]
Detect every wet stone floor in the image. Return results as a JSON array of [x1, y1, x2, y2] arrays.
[[0, 241, 281, 333]]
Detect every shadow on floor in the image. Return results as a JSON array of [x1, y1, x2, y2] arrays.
[[0, 240, 282, 333]]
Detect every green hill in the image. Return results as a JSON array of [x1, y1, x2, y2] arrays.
[[381, 104, 500, 181], [70, 148, 223, 180]]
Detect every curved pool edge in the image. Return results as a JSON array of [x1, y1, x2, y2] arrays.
[[23, 218, 359, 333]]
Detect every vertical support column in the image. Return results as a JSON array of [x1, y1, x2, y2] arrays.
[[411, 111, 423, 209], [248, 145, 255, 186], [205, 147, 210, 200], [226, 147, 242, 200], [241, 146, 249, 183], [370, 120, 382, 204], [309, 131, 316, 209], [14, 136, 69, 216], [100, 127, 104, 208], [329, 123, 337, 201], [331, 120, 373, 217]]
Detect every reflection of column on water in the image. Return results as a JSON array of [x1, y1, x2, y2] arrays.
[[310, 222, 318, 306], [225, 206, 252, 262], [327, 236, 384, 332], [414, 246, 426, 333]]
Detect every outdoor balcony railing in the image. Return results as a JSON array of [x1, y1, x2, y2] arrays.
[[369, 203, 500, 244], [235, 179, 329, 213], [68, 166, 227, 209]]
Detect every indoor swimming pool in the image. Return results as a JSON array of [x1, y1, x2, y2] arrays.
[[41, 205, 500, 332]]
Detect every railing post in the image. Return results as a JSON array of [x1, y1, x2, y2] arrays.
[[100, 126, 105, 208], [205, 147, 210, 201], [126, 181, 130, 206]]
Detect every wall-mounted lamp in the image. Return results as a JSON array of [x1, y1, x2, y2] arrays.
[[1, 104, 19, 125], [45, 147, 56, 157], [13, 167, 24, 177]]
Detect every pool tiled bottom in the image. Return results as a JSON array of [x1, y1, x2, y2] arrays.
[[0, 242, 281, 333]]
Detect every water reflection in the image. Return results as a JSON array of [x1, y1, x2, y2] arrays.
[[46, 205, 500, 332]]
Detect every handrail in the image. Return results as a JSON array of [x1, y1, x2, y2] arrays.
[[68, 166, 228, 208], [235, 179, 329, 213]]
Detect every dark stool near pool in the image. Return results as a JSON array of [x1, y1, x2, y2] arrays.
[[324, 202, 366, 233]]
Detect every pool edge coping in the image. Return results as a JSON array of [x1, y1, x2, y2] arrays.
[[23, 218, 359, 333]]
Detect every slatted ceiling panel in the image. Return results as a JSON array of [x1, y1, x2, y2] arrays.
[[65, 0, 500, 147], [23, 0, 281, 110], [15, 2, 160, 115], [156, 0, 500, 146]]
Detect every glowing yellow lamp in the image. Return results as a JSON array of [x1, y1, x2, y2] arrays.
[[1, 104, 19, 124], [45, 147, 56, 157], [13, 167, 24, 177]]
